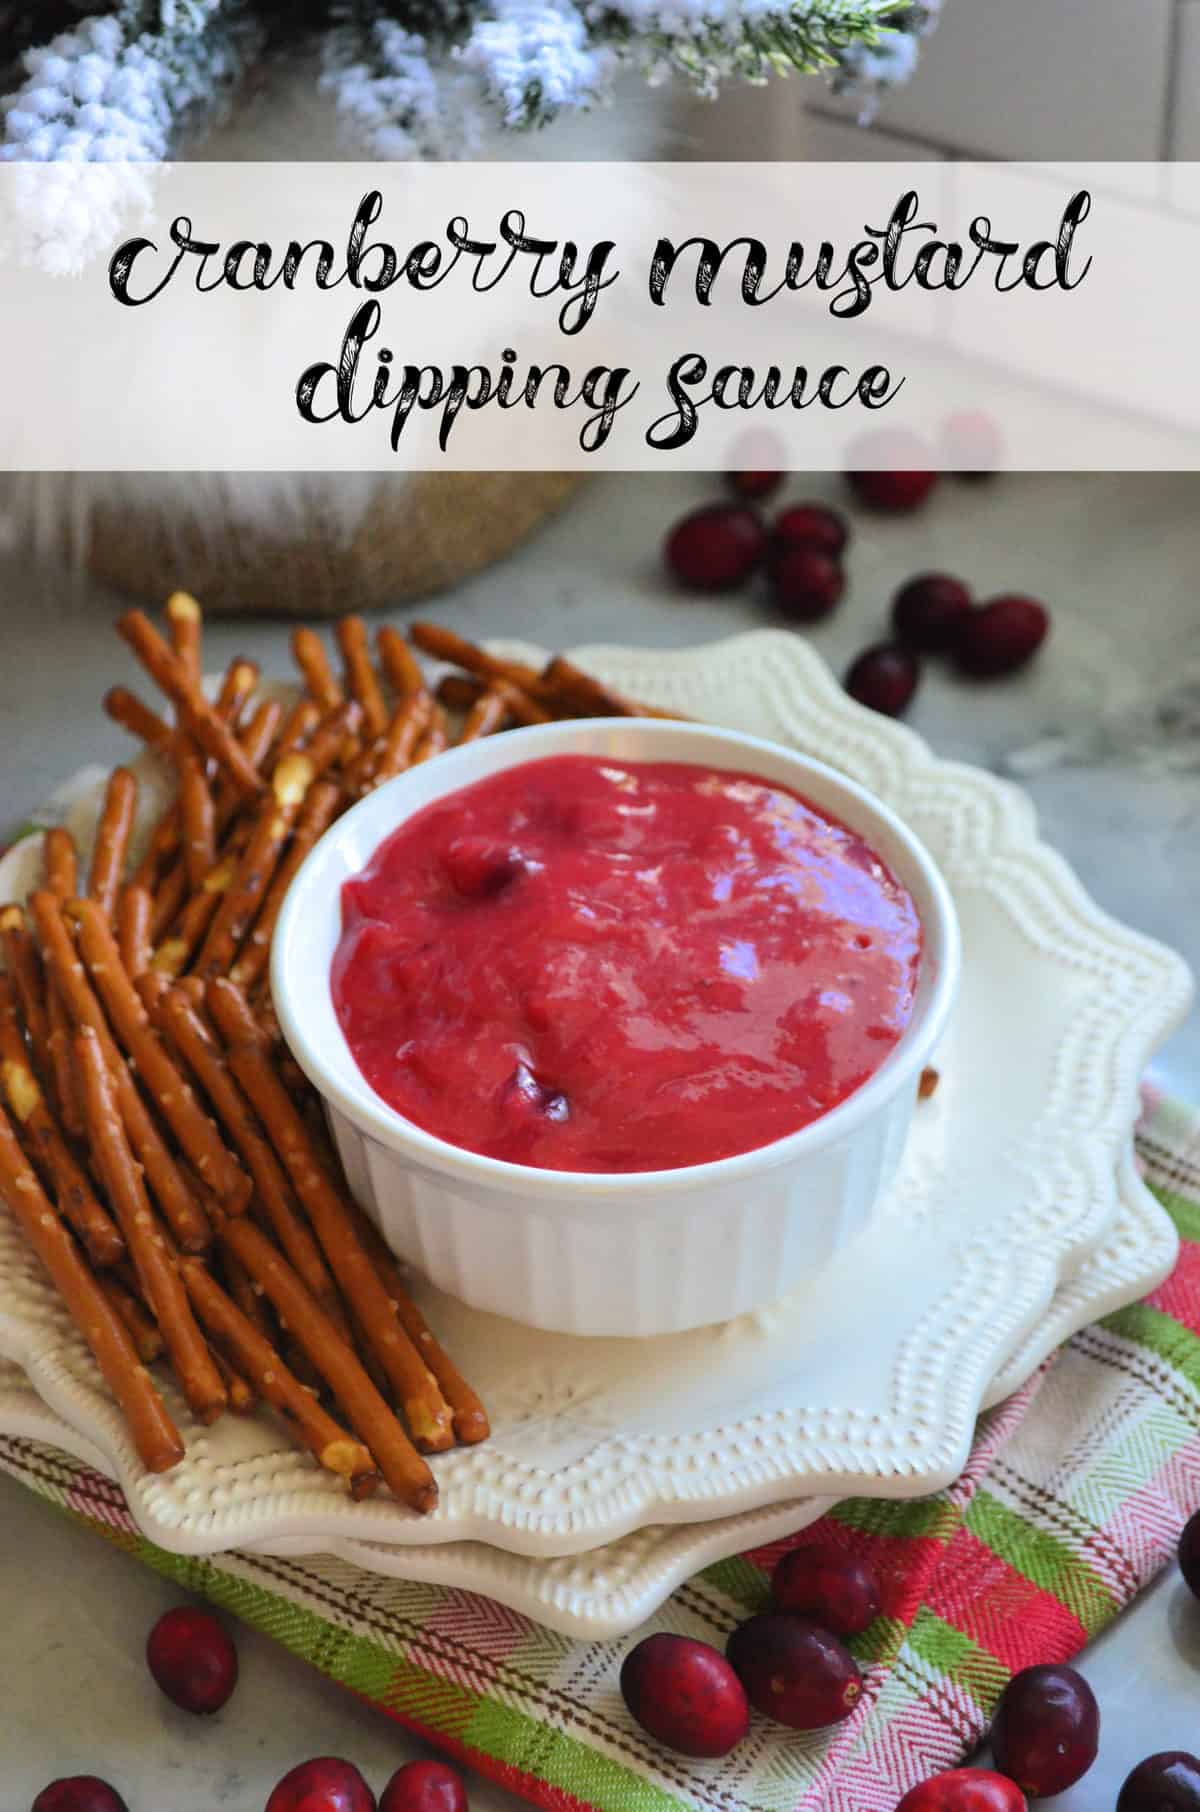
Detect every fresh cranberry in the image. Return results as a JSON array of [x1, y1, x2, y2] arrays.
[[379, 1760, 468, 1812], [955, 597, 1049, 677], [845, 644, 919, 717], [31, 1783, 129, 1812], [846, 432, 940, 512], [1117, 1751, 1200, 1811], [768, 547, 844, 621], [990, 1663, 1099, 1797], [896, 1768, 1027, 1811], [1181, 1508, 1200, 1598], [772, 503, 849, 559], [728, 471, 783, 501], [443, 837, 523, 898], [892, 574, 973, 651], [265, 1758, 377, 1812], [725, 1613, 861, 1730], [145, 1606, 238, 1715], [664, 503, 765, 591], [620, 1632, 749, 1757], [770, 1545, 880, 1637]]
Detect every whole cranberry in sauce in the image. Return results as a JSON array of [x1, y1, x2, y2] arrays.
[[620, 1632, 749, 1757], [989, 1662, 1099, 1797], [145, 1606, 238, 1715], [895, 1768, 1028, 1812], [1117, 1751, 1200, 1812], [892, 573, 973, 651], [770, 1545, 881, 1636], [772, 502, 849, 558], [845, 644, 920, 717], [265, 1757, 378, 1812], [725, 1612, 862, 1729], [664, 503, 765, 591], [768, 547, 845, 621], [954, 597, 1049, 677]]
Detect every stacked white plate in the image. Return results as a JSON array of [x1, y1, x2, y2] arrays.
[[0, 631, 1191, 1637]]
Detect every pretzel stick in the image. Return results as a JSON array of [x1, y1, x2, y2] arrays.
[[193, 754, 315, 981], [0, 909, 52, 1083], [274, 698, 321, 761], [152, 986, 338, 1306], [228, 779, 341, 993], [87, 768, 138, 919], [44, 828, 78, 898], [74, 1026, 226, 1424], [98, 1272, 164, 1364], [376, 626, 427, 703], [220, 1244, 275, 1343], [456, 686, 509, 744], [414, 714, 449, 764], [0, 975, 124, 1267], [539, 655, 682, 721], [217, 1212, 434, 1510], [291, 629, 343, 710], [71, 900, 251, 1211], [178, 744, 216, 890], [213, 656, 261, 725], [208, 981, 454, 1452], [30, 892, 211, 1254], [211, 1345, 258, 1414], [164, 591, 202, 685], [151, 820, 253, 978], [297, 699, 362, 780], [180, 1254, 377, 1489], [437, 672, 552, 727], [0, 1098, 185, 1471], [365, 693, 435, 792], [350, 1209, 490, 1445], [408, 622, 544, 693], [116, 612, 263, 799], [116, 884, 153, 978], [335, 616, 388, 739], [104, 687, 176, 761]]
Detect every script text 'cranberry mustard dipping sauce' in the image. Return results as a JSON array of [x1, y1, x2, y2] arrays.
[[331, 755, 922, 1173]]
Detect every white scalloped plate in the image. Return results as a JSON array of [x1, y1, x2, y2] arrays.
[[0, 1148, 1177, 1637], [0, 630, 1190, 1563]]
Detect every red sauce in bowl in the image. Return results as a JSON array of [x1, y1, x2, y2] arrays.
[[332, 755, 922, 1173]]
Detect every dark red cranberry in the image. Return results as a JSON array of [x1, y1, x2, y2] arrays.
[[955, 596, 1049, 677], [772, 502, 849, 558], [892, 573, 973, 651], [846, 434, 939, 512], [444, 836, 522, 898], [620, 1632, 749, 1757], [265, 1758, 377, 1812], [1180, 1508, 1200, 1598], [145, 1606, 238, 1715], [501, 1061, 568, 1125], [770, 1545, 880, 1637], [896, 1769, 1027, 1812], [990, 1662, 1098, 1797], [379, 1759, 468, 1812], [31, 1783, 129, 1812], [725, 1613, 862, 1730], [728, 471, 783, 501], [1117, 1752, 1200, 1811], [768, 547, 844, 622], [664, 503, 765, 591], [845, 644, 919, 717]]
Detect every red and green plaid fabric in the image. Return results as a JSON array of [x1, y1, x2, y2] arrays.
[[2, 1089, 1198, 1812]]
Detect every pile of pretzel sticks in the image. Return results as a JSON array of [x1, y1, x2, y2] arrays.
[[0, 599, 674, 1513]]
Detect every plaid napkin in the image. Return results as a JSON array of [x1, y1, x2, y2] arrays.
[[2, 1089, 1198, 1812]]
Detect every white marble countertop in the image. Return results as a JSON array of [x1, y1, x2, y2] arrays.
[[0, 471, 1197, 1809]]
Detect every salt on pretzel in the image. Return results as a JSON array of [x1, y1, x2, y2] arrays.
[[0, 1098, 184, 1472], [42, 832, 85, 1138], [180, 1254, 378, 1493], [177, 742, 216, 890], [151, 818, 253, 978], [413, 714, 450, 764], [208, 980, 454, 1453], [98, 1272, 164, 1364], [116, 611, 264, 799], [217, 1211, 434, 1510], [0, 974, 124, 1268], [193, 752, 316, 981], [367, 692, 436, 792], [116, 884, 153, 978], [44, 828, 79, 898], [71, 899, 251, 1212], [30, 891, 211, 1254], [227, 779, 341, 993], [456, 686, 509, 744], [164, 591, 202, 684], [88, 767, 138, 920], [274, 698, 321, 762], [74, 1025, 227, 1425], [0, 909, 53, 1093]]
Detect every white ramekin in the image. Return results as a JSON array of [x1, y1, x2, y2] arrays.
[[273, 719, 960, 1337]]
